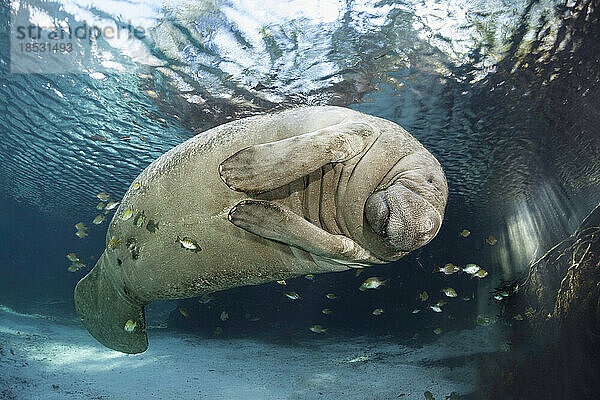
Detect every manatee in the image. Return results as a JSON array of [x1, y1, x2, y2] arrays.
[[74, 106, 448, 353]]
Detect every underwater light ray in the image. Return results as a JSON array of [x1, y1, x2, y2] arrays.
[[493, 180, 584, 279]]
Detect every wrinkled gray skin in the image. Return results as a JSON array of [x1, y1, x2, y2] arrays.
[[74, 106, 448, 353]]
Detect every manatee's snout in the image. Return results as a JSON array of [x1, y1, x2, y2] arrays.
[[365, 183, 443, 252]]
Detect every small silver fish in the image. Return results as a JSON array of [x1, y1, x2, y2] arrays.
[[309, 325, 327, 333], [436, 263, 460, 275], [121, 207, 134, 221], [359, 277, 388, 291], [176, 236, 201, 252], [108, 236, 121, 250], [485, 236, 498, 245], [462, 264, 481, 275], [198, 295, 213, 304], [92, 215, 106, 225], [124, 319, 137, 332], [372, 308, 384, 316], [476, 314, 498, 326], [74, 223, 88, 231], [96, 192, 110, 201], [473, 269, 489, 279], [136, 214, 146, 228], [284, 292, 301, 300], [104, 201, 119, 210], [178, 307, 189, 318], [441, 287, 457, 298]]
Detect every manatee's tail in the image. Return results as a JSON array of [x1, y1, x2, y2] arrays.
[[74, 251, 148, 354]]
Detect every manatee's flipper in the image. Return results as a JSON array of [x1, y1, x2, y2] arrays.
[[219, 120, 375, 194], [228, 199, 380, 265], [74, 251, 148, 354]]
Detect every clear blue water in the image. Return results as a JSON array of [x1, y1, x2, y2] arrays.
[[1, 0, 599, 398]]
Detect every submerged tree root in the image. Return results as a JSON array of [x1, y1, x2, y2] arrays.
[[477, 205, 600, 400]]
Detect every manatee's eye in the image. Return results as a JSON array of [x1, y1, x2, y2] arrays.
[[427, 177, 434, 184]]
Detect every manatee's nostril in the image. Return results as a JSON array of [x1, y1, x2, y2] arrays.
[[423, 219, 434, 232], [365, 191, 390, 237]]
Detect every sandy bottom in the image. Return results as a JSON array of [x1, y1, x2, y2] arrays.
[[0, 306, 498, 399]]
